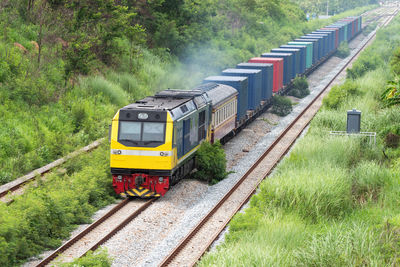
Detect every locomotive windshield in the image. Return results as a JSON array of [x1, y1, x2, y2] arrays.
[[118, 121, 165, 147]]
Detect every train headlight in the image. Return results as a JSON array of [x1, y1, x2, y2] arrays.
[[117, 175, 122, 182], [159, 177, 163, 183], [138, 113, 148, 120]]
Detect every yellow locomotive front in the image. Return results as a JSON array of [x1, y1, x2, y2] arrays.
[[110, 89, 212, 198], [110, 106, 175, 197]]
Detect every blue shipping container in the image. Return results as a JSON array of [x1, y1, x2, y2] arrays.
[[281, 45, 306, 74], [270, 48, 300, 79], [221, 68, 262, 110], [203, 76, 248, 122], [236, 62, 273, 101]]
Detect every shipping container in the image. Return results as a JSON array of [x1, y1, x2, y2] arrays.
[[270, 48, 300, 78], [300, 36, 323, 60], [306, 34, 328, 57], [326, 24, 345, 44], [261, 52, 293, 85], [221, 68, 262, 110], [319, 28, 339, 49], [294, 38, 319, 64], [248, 57, 283, 93], [280, 45, 306, 75], [311, 31, 332, 54], [315, 29, 336, 52], [203, 76, 248, 122], [237, 62, 273, 101], [288, 41, 313, 69]]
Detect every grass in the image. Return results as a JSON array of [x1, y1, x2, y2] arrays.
[[0, 143, 116, 266], [199, 12, 400, 267]]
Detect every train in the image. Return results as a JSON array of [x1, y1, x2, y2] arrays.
[[109, 16, 362, 198]]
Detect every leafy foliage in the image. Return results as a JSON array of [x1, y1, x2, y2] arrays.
[[323, 81, 362, 109], [390, 47, 400, 76], [59, 249, 111, 267], [194, 141, 228, 184], [336, 41, 350, 58], [381, 78, 400, 107], [271, 95, 293, 116], [0, 144, 115, 266], [288, 76, 310, 98], [292, 0, 378, 15]]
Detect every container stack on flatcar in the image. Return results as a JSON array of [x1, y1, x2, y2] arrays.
[[109, 14, 364, 198]]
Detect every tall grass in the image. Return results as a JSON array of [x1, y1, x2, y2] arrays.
[[199, 11, 400, 267]]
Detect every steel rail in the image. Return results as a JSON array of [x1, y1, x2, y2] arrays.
[[0, 138, 104, 199], [159, 9, 399, 267], [35, 198, 154, 267]]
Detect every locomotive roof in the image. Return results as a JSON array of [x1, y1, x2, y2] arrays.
[[122, 89, 204, 111]]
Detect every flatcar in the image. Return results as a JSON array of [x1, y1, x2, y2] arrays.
[[110, 15, 362, 198]]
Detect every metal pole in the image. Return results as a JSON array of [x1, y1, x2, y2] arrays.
[[327, 0, 329, 16]]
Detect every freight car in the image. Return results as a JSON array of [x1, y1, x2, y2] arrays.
[[110, 16, 362, 198]]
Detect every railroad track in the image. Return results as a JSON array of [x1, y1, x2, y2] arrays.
[[159, 8, 399, 267], [35, 198, 154, 266], [0, 138, 104, 203]]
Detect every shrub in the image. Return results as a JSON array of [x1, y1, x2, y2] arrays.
[[271, 95, 292, 116], [390, 47, 400, 76], [336, 41, 350, 58], [363, 22, 377, 36], [194, 141, 228, 184], [385, 133, 400, 148], [288, 76, 309, 98], [59, 249, 111, 267], [381, 78, 400, 107], [323, 80, 362, 109], [347, 53, 383, 79]]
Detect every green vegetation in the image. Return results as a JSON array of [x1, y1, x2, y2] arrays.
[[59, 249, 111, 267], [271, 95, 293, 116], [0, 0, 373, 185], [199, 12, 400, 267], [194, 141, 229, 184], [288, 76, 310, 98], [336, 41, 351, 58], [363, 21, 378, 35], [292, 0, 378, 15], [0, 1, 380, 265], [0, 143, 115, 266]]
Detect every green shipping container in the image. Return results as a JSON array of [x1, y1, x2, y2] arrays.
[[287, 42, 313, 69]]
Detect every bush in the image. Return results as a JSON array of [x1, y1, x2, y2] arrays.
[[336, 41, 350, 58], [288, 76, 309, 98], [347, 52, 383, 79], [323, 80, 362, 109], [390, 47, 400, 76], [363, 22, 377, 36], [271, 95, 292, 116], [194, 141, 228, 184], [60, 249, 111, 267]]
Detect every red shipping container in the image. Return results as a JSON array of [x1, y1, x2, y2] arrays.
[[321, 27, 339, 48], [248, 57, 283, 93]]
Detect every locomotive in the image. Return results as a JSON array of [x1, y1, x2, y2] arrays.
[[110, 84, 237, 197], [110, 16, 362, 198]]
